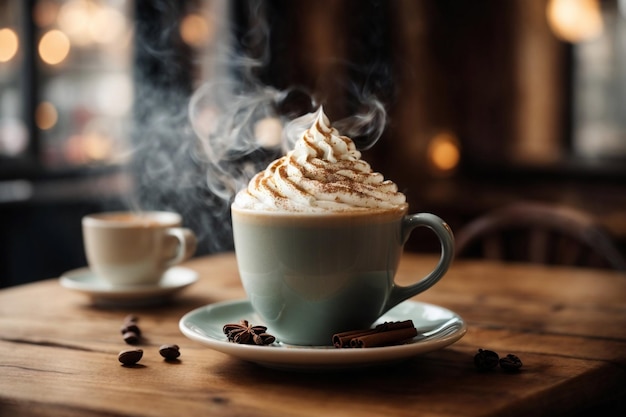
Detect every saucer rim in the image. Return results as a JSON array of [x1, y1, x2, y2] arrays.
[[59, 266, 198, 297], [179, 299, 467, 370]]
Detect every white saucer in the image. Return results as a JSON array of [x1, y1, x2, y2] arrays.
[[60, 267, 198, 307], [179, 299, 466, 371]]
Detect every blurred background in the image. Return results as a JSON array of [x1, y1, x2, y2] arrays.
[[1, 0, 625, 287]]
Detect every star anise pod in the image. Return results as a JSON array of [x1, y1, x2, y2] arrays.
[[222, 320, 275, 345]]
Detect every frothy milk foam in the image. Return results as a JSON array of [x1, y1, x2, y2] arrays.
[[232, 107, 407, 213]]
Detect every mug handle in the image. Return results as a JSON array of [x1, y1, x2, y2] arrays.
[[383, 213, 455, 312], [164, 227, 198, 267]]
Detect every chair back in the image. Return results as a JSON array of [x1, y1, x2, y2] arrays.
[[455, 202, 626, 271]]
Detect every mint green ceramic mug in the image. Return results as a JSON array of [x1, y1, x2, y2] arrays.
[[231, 205, 454, 346]]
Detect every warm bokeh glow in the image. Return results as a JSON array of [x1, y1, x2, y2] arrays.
[[254, 117, 283, 148], [58, 0, 127, 46], [0, 28, 19, 63], [35, 102, 58, 130], [58, 0, 88, 44], [39, 30, 71, 65], [89, 7, 126, 44], [180, 14, 212, 47], [83, 131, 113, 161], [64, 130, 114, 164], [427, 131, 461, 174], [546, 0, 603, 43]]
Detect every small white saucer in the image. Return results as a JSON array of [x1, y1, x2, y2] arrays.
[[60, 267, 198, 307], [179, 299, 466, 371]]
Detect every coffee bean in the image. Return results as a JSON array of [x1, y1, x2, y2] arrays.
[[474, 348, 500, 371], [122, 331, 140, 345], [120, 323, 141, 337], [159, 344, 181, 360], [118, 349, 143, 365], [124, 314, 139, 324], [121, 314, 141, 333], [499, 354, 523, 372]]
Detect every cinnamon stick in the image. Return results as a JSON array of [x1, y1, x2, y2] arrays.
[[333, 329, 378, 348], [350, 327, 418, 348], [375, 320, 414, 332], [332, 320, 417, 348]]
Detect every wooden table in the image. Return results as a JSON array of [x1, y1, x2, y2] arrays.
[[1, 252, 625, 416]]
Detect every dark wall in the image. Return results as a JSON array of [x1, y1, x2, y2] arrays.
[[0, 200, 105, 288]]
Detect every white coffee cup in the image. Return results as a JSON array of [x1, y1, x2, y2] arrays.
[[82, 211, 197, 286]]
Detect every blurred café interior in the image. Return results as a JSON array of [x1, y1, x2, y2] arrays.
[[1, 0, 626, 287]]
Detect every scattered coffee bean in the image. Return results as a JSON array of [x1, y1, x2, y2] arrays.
[[159, 344, 181, 360], [120, 322, 142, 337], [124, 314, 139, 324], [499, 354, 523, 372], [474, 348, 500, 371], [120, 315, 142, 344], [118, 349, 143, 366], [122, 331, 140, 345]]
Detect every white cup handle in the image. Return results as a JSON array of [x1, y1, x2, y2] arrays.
[[164, 227, 197, 267]]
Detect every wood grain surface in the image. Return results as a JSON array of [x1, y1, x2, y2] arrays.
[[1, 253, 625, 417]]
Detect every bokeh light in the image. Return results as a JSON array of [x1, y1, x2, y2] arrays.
[[93, 73, 133, 116], [89, 6, 126, 44], [39, 29, 71, 65], [0, 28, 19, 63], [35, 102, 59, 130], [180, 13, 212, 47], [546, 0, 603, 43], [58, 0, 127, 46], [427, 131, 461, 175], [83, 131, 113, 161], [57, 0, 91, 45], [254, 117, 283, 148], [0, 118, 28, 156]]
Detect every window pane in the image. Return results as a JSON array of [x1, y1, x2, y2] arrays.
[[0, 1, 28, 160], [34, 0, 134, 170]]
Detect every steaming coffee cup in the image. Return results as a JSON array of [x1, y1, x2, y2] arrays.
[[231, 206, 454, 345], [231, 107, 455, 345], [82, 211, 197, 287]]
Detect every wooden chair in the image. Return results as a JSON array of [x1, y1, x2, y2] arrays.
[[455, 201, 626, 271]]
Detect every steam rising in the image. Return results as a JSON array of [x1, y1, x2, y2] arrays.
[[130, 0, 389, 254], [188, 81, 387, 202], [188, 81, 305, 201]]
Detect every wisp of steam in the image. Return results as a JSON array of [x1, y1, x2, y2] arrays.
[[188, 81, 388, 202], [129, 0, 390, 255]]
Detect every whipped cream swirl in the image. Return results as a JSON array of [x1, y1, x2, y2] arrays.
[[233, 108, 406, 212]]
